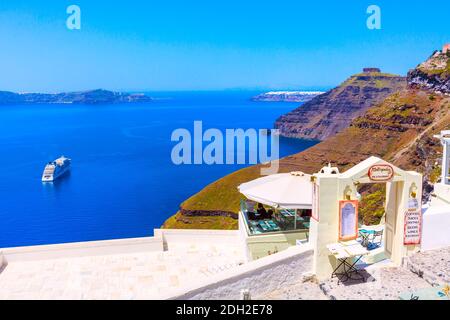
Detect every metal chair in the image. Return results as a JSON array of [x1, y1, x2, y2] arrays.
[[367, 229, 383, 250]]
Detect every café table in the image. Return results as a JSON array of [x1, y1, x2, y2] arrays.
[[258, 220, 281, 232], [327, 240, 369, 283]]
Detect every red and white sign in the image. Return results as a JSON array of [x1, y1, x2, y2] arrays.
[[404, 198, 422, 245], [368, 164, 394, 182]]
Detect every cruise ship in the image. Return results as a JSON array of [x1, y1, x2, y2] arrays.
[[41, 156, 71, 182]]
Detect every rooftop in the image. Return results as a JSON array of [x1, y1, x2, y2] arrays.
[[1, 230, 449, 300], [0, 233, 245, 299]]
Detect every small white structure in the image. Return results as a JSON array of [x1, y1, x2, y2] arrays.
[[318, 163, 340, 175], [443, 44, 450, 54], [431, 130, 450, 205], [421, 205, 450, 251], [309, 156, 422, 280], [421, 130, 450, 251]]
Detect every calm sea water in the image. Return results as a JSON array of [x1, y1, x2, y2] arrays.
[[0, 91, 318, 247]]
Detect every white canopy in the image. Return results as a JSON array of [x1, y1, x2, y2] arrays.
[[238, 172, 313, 209]]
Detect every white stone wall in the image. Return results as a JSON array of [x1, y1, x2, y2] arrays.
[[154, 229, 241, 246], [169, 245, 313, 300], [1, 230, 239, 263], [431, 183, 450, 206], [0, 236, 164, 262], [421, 206, 450, 251]]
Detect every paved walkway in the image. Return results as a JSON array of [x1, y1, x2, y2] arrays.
[[258, 279, 328, 300], [262, 247, 450, 300], [319, 263, 432, 300], [1, 243, 449, 300], [407, 246, 450, 285], [318, 247, 450, 300], [0, 242, 245, 300]]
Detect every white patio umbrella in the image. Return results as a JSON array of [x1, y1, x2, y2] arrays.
[[238, 171, 313, 209]]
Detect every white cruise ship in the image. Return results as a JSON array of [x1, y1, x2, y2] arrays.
[[41, 156, 71, 182]]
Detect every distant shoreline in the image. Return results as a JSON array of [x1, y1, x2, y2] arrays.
[[252, 91, 325, 103], [0, 89, 152, 105]]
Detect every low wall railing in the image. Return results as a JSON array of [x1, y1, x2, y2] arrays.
[[166, 244, 314, 300], [0, 236, 164, 262]]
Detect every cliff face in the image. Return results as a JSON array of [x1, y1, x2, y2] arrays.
[[0, 89, 152, 105], [164, 48, 450, 229], [407, 50, 450, 94], [274, 72, 406, 140]]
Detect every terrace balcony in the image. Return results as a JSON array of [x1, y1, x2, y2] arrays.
[[239, 200, 311, 260], [240, 200, 311, 236]]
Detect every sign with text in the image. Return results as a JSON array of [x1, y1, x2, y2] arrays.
[[368, 164, 394, 182], [404, 198, 422, 245], [339, 200, 359, 241]]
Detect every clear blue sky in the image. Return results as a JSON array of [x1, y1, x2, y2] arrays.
[[0, 0, 448, 92]]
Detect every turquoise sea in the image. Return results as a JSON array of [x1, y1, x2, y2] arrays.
[[0, 91, 318, 247]]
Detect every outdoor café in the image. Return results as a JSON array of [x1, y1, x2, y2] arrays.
[[238, 157, 424, 282], [238, 171, 313, 259]]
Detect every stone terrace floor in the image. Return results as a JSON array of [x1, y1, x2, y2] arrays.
[[319, 262, 432, 300], [407, 246, 450, 285], [1, 245, 448, 300], [258, 279, 328, 300], [0, 242, 245, 300], [261, 247, 450, 300]]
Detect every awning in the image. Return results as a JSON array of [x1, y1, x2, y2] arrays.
[[238, 172, 313, 209]]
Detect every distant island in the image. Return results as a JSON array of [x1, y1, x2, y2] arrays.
[[0, 89, 152, 105], [252, 91, 325, 102]]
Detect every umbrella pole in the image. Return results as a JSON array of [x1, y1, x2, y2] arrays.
[[294, 209, 297, 230]]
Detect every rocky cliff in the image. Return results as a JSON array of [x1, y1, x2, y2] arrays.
[[408, 50, 450, 94], [164, 47, 450, 229], [274, 71, 406, 140], [0, 89, 152, 105]]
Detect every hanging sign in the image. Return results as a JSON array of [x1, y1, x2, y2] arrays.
[[368, 164, 394, 182], [311, 182, 319, 221], [404, 197, 422, 245], [338, 200, 359, 241]]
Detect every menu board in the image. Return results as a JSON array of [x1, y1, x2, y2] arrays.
[[404, 198, 422, 245], [339, 200, 359, 241], [311, 182, 319, 221]]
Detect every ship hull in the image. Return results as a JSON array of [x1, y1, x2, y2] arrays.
[[42, 165, 70, 182], [41, 157, 71, 182]]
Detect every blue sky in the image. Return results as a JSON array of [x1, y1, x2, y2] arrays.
[[0, 0, 448, 92]]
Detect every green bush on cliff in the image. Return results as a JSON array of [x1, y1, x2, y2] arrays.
[[359, 184, 386, 225]]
